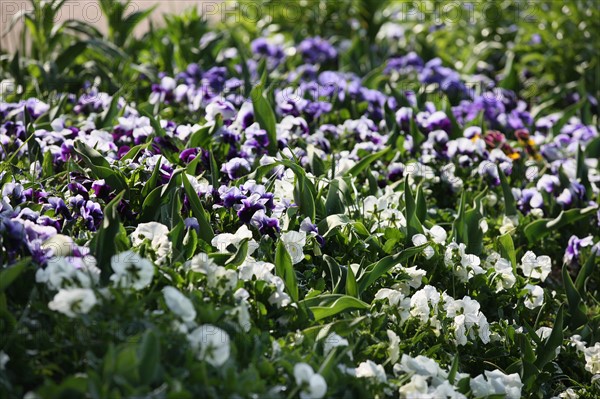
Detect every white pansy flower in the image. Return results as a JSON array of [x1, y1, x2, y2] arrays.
[[187, 324, 230, 367], [499, 215, 519, 235], [427, 225, 447, 244], [35, 255, 100, 290], [0, 351, 9, 370], [211, 224, 258, 255], [188, 252, 218, 274], [583, 342, 600, 375], [294, 363, 327, 399], [490, 257, 516, 292], [558, 388, 580, 399], [109, 251, 155, 290], [470, 370, 523, 399], [130, 222, 172, 263], [444, 243, 484, 282], [323, 332, 349, 355], [48, 288, 97, 318], [523, 284, 544, 309], [399, 374, 428, 397], [412, 233, 434, 259], [387, 330, 400, 364], [281, 230, 307, 264], [355, 360, 387, 383], [162, 286, 196, 323], [519, 251, 552, 281]]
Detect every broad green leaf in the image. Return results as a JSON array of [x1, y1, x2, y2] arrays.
[[181, 173, 214, 243], [524, 206, 598, 243], [534, 305, 564, 370], [562, 264, 587, 329], [308, 295, 369, 321], [251, 71, 278, 155], [275, 240, 299, 302], [138, 329, 160, 385], [0, 258, 30, 292], [90, 191, 126, 283], [345, 147, 390, 177]]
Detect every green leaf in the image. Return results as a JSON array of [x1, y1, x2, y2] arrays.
[[534, 305, 564, 370], [294, 175, 316, 221], [325, 179, 345, 215], [226, 238, 249, 268], [575, 253, 596, 295], [323, 255, 346, 294], [404, 176, 424, 241], [345, 147, 389, 177], [524, 206, 598, 243], [90, 191, 125, 283], [138, 329, 160, 386], [497, 233, 517, 269], [357, 244, 427, 294], [251, 71, 278, 155], [181, 173, 214, 243], [275, 240, 298, 302], [562, 264, 588, 329], [345, 266, 359, 298], [317, 214, 351, 237], [55, 41, 88, 71], [499, 168, 517, 216], [98, 92, 122, 129], [308, 295, 369, 321], [0, 258, 30, 292]]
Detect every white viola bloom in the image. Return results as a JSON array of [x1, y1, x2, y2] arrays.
[[499, 215, 519, 235], [583, 342, 600, 375], [470, 370, 523, 399], [109, 251, 155, 290], [130, 222, 172, 264], [232, 301, 251, 332], [281, 230, 307, 264], [0, 351, 9, 370], [523, 284, 545, 309], [402, 266, 427, 290], [410, 285, 441, 323], [387, 330, 400, 364], [412, 233, 434, 259], [293, 363, 327, 399], [557, 388, 580, 399], [453, 314, 468, 345], [444, 243, 484, 283], [398, 374, 429, 397], [323, 332, 349, 355], [519, 251, 552, 281], [238, 259, 275, 281], [187, 324, 230, 367], [188, 252, 218, 274], [211, 224, 258, 255], [397, 354, 445, 379], [48, 288, 97, 318], [162, 286, 196, 323], [490, 257, 516, 292], [355, 360, 387, 383], [427, 225, 447, 244], [35, 255, 100, 290]]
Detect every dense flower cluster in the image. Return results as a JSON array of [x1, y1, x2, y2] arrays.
[[1, 16, 599, 399]]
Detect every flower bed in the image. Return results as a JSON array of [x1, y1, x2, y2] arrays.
[[0, 1, 599, 398]]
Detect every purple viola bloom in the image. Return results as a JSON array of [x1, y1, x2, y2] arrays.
[[48, 197, 72, 219], [564, 235, 594, 265], [219, 186, 247, 208], [513, 187, 543, 213], [221, 157, 251, 180], [395, 107, 413, 132], [180, 148, 200, 164], [250, 210, 280, 238], [536, 174, 560, 194], [82, 200, 103, 231], [184, 217, 200, 233], [298, 37, 338, 64], [2, 183, 26, 205], [92, 179, 112, 199], [236, 193, 267, 223], [68, 182, 90, 200], [300, 217, 325, 247]]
